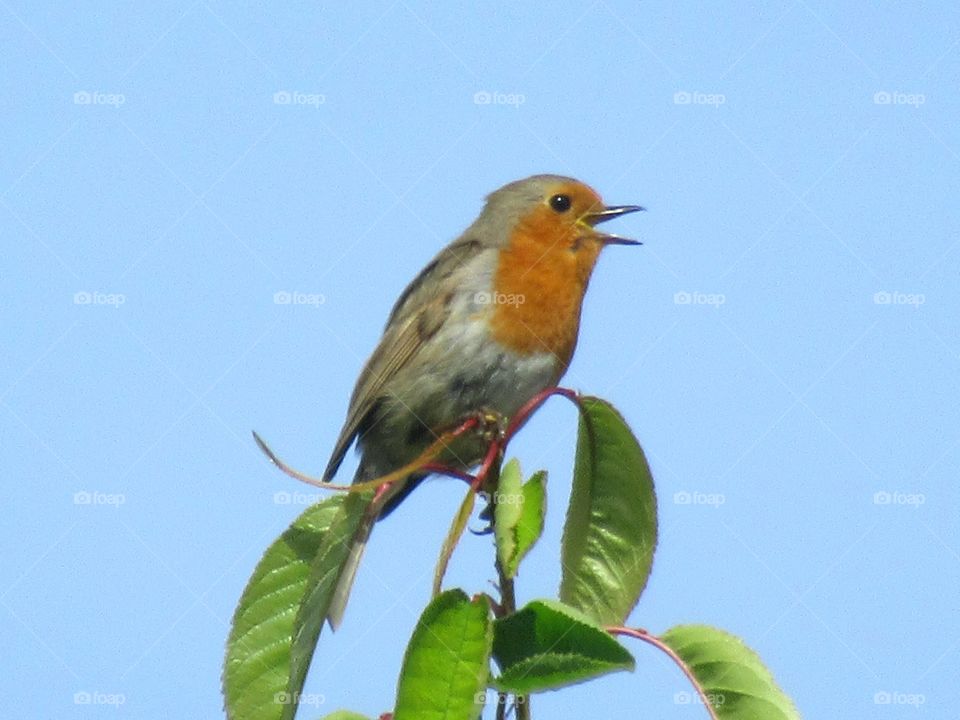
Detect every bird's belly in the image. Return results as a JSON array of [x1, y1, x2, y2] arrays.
[[363, 312, 559, 471], [446, 342, 558, 419], [397, 318, 557, 426]]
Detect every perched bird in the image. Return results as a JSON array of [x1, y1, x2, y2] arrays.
[[323, 174, 642, 628]]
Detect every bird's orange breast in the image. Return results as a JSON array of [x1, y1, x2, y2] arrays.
[[487, 215, 598, 371]]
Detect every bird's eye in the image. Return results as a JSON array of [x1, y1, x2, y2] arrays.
[[549, 194, 572, 213]]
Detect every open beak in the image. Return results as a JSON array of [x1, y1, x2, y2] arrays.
[[583, 204, 645, 245]]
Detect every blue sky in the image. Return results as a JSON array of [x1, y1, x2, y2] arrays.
[[2, 1, 958, 718]]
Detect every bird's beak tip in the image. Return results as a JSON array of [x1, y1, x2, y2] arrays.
[[587, 204, 645, 246], [587, 205, 645, 223], [601, 235, 643, 246]]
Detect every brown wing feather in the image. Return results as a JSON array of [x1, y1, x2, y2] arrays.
[[322, 236, 484, 481]]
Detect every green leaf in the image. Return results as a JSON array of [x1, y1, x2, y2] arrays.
[[514, 471, 547, 572], [318, 713, 373, 720], [284, 491, 368, 720], [223, 495, 354, 720], [492, 599, 634, 694], [660, 625, 801, 719], [560, 396, 658, 624], [494, 459, 546, 579], [494, 458, 523, 573], [394, 589, 492, 720]]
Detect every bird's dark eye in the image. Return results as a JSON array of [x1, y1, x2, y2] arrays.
[[549, 194, 572, 213]]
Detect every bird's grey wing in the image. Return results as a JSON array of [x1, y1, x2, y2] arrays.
[[322, 236, 484, 481]]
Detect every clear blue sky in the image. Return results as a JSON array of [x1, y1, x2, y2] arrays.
[[3, 2, 958, 718]]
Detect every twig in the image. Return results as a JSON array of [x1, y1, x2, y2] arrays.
[[607, 626, 720, 720], [502, 386, 580, 443], [251, 416, 481, 492]]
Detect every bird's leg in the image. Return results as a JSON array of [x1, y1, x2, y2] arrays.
[[473, 499, 496, 535], [468, 407, 510, 534], [476, 406, 509, 445], [414, 409, 506, 486]]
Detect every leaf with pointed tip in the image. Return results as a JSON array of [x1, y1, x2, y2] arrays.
[[223, 495, 356, 720], [283, 492, 368, 720], [660, 625, 801, 719], [394, 590, 492, 720], [492, 599, 634, 694], [560, 397, 657, 624]]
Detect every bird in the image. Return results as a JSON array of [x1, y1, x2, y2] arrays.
[[322, 174, 643, 628]]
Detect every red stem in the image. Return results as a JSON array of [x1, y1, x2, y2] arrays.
[[606, 626, 720, 720], [417, 463, 476, 484], [503, 386, 580, 443], [471, 432, 504, 491]]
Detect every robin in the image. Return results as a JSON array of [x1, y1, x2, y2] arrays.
[[323, 174, 642, 628]]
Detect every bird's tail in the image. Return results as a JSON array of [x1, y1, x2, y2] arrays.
[[325, 465, 425, 631], [326, 506, 374, 631]]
